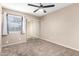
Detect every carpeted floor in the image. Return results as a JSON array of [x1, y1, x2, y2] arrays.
[[1, 38, 79, 56]]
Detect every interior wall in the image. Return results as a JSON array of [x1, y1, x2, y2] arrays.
[[2, 8, 40, 46], [40, 4, 79, 51], [0, 5, 2, 53]]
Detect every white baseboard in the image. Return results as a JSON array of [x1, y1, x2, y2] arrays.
[[2, 37, 79, 51], [2, 41, 26, 47], [39, 38, 79, 51]]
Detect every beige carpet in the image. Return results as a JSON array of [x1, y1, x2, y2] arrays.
[[1, 38, 79, 56]]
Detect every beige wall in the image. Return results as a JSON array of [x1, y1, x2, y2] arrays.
[[40, 4, 79, 51], [2, 8, 40, 46], [0, 5, 2, 53]]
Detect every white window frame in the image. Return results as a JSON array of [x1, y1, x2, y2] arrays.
[[7, 14, 23, 34]]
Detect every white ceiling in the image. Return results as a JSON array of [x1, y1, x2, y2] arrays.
[[1, 3, 72, 17]]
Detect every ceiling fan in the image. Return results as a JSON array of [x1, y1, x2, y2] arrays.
[[28, 3, 55, 13]]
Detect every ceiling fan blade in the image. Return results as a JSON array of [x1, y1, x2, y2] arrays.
[[28, 4, 40, 7], [43, 5, 55, 8], [33, 9, 39, 12]]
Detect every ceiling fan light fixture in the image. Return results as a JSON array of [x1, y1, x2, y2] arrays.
[[43, 9, 46, 13]]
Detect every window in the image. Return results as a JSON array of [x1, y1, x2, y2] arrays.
[[7, 14, 23, 33]]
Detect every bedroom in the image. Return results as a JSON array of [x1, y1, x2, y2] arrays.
[[0, 3, 79, 56]]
